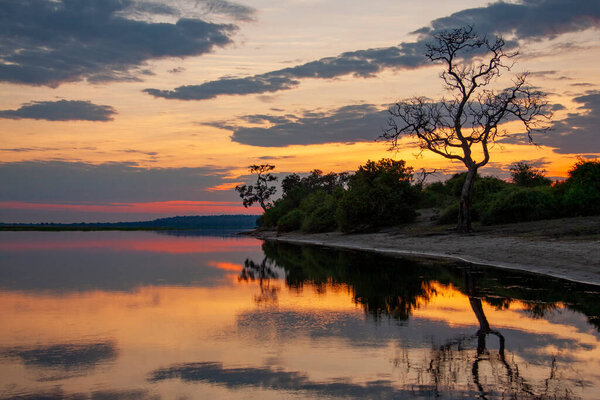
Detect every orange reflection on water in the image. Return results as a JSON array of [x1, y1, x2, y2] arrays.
[[1, 274, 598, 399], [208, 261, 244, 272], [0, 236, 261, 254]]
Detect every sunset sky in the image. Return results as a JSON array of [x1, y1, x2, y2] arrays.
[[0, 0, 598, 222]]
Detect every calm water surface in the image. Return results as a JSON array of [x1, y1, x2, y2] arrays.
[[0, 231, 599, 399]]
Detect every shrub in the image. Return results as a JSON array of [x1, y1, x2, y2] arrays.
[[336, 159, 419, 232], [277, 209, 304, 232], [481, 186, 559, 225], [437, 203, 459, 225], [259, 197, 296, 227], [560, 160, 600, 216], [510, 162, 552, 187], [445, 173, 468, 197], [422, 173, 508, 210], [300, 191, 339, 233], [422, 181, 453, 208], [473, 176, 510, 199]]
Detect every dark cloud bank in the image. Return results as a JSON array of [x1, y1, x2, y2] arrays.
[[0, 0, 253, 86], [502, 91, 600, 154], [209, 104, 388, 147], [217, 94, 599, 154], [146, 0, 600, 100], [0, 100, 116, 121]]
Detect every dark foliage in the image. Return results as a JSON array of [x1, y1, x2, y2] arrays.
[[259, 169, 348, 230], [559, 159, 600, 216], [480, 186, 559, 225], [510, 162, 552, 187], [336, 159, 419, 232], [277, 209, 304, 232], [235, 164, 278, 211]]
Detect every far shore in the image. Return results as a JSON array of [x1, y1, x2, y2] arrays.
[[250, 215, 600, 286]]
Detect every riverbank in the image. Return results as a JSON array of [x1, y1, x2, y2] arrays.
[[251, 215, 600, 286]]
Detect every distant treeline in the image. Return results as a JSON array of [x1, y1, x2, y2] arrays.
[[0, 215, 259, 231], [260, 159, 600, 233]]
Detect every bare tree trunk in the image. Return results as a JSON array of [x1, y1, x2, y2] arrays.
[[464, 268, 490, 333], [458, 167, 477, 232]]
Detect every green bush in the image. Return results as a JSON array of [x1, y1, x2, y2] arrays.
[[445, 173, 468, 197], [437, 203, 459, 225], [560, 160, 600, 216], [481, 186, 559, 225], [422, 181, 454, 208], [300, 191, 339, 233], [277, 209, 304, 232], [473, 176, 510, 199], [259, 197, 296, 227], [510, 162, 552, 187], [336, 159, 419, 232]]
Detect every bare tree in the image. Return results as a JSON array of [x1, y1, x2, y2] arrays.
[[235, 164, 277, 211], [383, 26, 550, 232]]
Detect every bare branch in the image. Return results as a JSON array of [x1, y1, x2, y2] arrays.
[[383, 26, 551, 231]]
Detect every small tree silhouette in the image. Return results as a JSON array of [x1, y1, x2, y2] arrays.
[[235, 164, 277, 211]]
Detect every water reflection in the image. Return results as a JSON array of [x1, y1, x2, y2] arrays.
[[243, 241, 600, 399], [259, 241, 600, 330], [2, 341, 117, 371], [238, 257, 280, 305], [150, 362, 410, 398], [0, 232, 598, 400]]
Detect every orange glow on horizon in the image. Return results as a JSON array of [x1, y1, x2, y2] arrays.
[[0, 200, 260, 215]]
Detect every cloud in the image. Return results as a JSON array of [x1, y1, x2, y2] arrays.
[[217, 101, 503, 148], [542, 91, 600, 154], [211, 104, 387, 147], [414, 0, 599, 41], [499, 91, 600, 154], [0, 161, 240, 203], [0, 0, 252, 86], [0, 100, 117, 121], [258, 155, 295, 160], [145, 0, 600, 100], [144, 44, 425, 100]]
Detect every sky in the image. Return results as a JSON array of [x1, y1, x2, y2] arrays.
[[0, 0, 599, 223]]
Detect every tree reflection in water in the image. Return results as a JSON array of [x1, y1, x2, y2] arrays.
[[240, 241, 596, 399], [238, 257, 280, 305]]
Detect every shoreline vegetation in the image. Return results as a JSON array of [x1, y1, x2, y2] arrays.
[[249, 159, 600, 234], [238, 158, 600, 286]]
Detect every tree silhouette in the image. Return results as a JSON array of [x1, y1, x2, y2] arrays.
[[383, 26, 550, 232], [235, 164, 277, 211]]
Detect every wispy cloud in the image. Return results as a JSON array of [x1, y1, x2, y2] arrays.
[[145, 0, 600, 100]]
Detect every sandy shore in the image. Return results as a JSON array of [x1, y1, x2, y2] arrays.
[[252, 218, 600, 286]]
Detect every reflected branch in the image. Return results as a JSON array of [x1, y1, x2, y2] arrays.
[[240, 257, 280, 305]]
